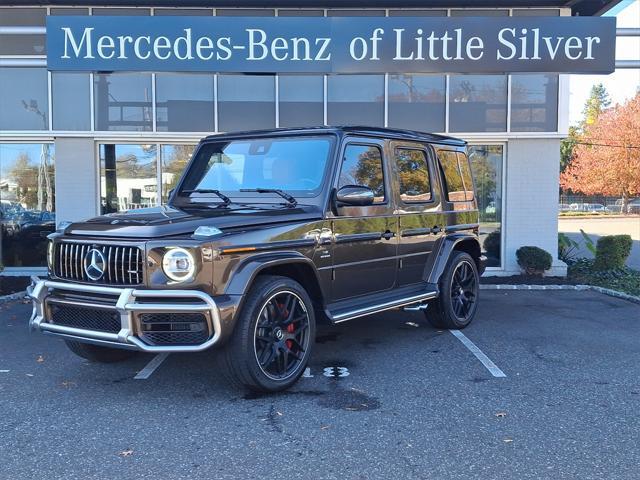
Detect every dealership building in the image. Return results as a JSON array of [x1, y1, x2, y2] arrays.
[[0, 1, 619, 276]]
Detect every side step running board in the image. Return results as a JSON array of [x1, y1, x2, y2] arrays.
[[403, 302, 429, 312], [332, 291, 438, 323]]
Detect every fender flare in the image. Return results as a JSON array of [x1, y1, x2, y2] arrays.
[[427, 234, 483, 285], [224, 250, 324, 298]]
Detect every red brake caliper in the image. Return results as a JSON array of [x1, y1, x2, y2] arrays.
[[280, 303, 295, 350]]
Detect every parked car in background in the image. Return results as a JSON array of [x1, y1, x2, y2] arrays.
[[627, 200, 640, 215], [586, 203, 606, 213], [559, 203, 571, 212]]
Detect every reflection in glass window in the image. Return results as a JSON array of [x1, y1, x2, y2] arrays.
[[328, 75, 384, 127], [218, 75, 275, 132], [156, 74, 214, 132], [457, 153, 475, 201], [437, 150, 466, 202], [395, 149, 432, 202], [52, 73, 91, 131], [468, 145, 503, 268], [388, 74, 445, 132], [181, 137, 331, 199], [99, 144, 157, 213], [0, 68, 48, 130], [511, 74, 559, 132], [278, 75, 324, 128], [161, 144, 196, 203], [338, 145, 385, 202], [94, 74, 153, 131], [449, 75, 507, 132], [0, 143, 55, 267]]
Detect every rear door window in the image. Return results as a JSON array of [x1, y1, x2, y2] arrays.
[[456, 152, 475, 201], [394, 148, 432, 203]]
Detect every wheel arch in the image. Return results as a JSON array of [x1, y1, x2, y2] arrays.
[[224, 251, 327, 322], [428, 234, 484, 284]]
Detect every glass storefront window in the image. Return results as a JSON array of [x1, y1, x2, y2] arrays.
[[99, 144, 157, 214], [511, 74, 559, 132], [449, 75, 507, 132], [92, 8, 150, 15], [0, 68, 48, 131], [154, 9, 213, 16], [218, 75, 275, 132], [278, 75, 324, 128], [161, 144, 196, 204], [0, 143, 55, 267], [94, 74, 153, 132], [52, 73, 91, 131], [468, 145, 503, 268], [388, 74, 446, 132], [156, 74, 215, 132], [328, 75, 384, 127], [216, 9, 275, 16], [0, 8, 46, 55]]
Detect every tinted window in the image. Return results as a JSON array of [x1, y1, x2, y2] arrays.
[[278, 75, 323, 128], [511, 74, 559, 132], [52, 73, 91, 131], [94, 73, 152, 131], [180, 137, 331, 201], [438, 150, 465, 202], [457, 153, 475, 200], [155, 74, 214, 132], [388, 74, 446, 132], [338, 145, 385, 203], [328, 75, 384, 127], [218, 75, 275, 132], [449, 75, 507, 132], [0, 67, 48, 130], [395, 149, 432, 203]]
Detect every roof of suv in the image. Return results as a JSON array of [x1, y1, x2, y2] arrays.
[[204, 126, 466, 147]]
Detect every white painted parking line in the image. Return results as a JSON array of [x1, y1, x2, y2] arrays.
[[134, 353, 170, 380], [449, 330, 506, 378]]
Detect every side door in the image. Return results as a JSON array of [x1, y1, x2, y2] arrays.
[[392, 142, 445, 287], [328, 139, 398, 301]]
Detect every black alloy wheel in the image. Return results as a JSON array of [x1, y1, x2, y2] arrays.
[[449, 259, 478, 321], [425, 251, 480, 329], [217, 275, 315, 392], [254, 290, 311, 381]]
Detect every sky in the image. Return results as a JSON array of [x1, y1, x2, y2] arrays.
[[568, 0, 640, 125]]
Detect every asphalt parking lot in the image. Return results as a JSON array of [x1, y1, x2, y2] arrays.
[[1, 290, 639, 480]]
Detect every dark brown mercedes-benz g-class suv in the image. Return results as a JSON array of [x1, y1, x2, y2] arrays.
[[29, 126, 484, 392]]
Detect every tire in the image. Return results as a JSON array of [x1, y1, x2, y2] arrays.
[[63, 340, 138, 363], [218, 275, 316, 393], [426, 251, 480, 330]]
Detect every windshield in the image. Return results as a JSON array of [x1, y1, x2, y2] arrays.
[[177, 136, 333, 204]]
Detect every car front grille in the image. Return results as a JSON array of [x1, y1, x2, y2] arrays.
[[53, 242, 143, 285], [139, 313, 209, 346], [48, 302, 121, 333]]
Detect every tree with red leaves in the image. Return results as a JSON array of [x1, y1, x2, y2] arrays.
[[561, 92, 640, 213]]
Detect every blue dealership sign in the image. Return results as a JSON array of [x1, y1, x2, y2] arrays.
[[46, 16, 616, 74]]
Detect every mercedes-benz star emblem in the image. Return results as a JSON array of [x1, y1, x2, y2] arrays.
[[84, 248, 106, 281]]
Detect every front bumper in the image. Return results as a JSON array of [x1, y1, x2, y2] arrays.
[[28, 278, 222, 353]]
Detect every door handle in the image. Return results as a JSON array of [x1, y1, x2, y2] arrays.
[[431, 226, 442, 234], [382, 230, 396, 240]]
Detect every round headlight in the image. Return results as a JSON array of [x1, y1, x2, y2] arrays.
[[162, 247, 196, 282]]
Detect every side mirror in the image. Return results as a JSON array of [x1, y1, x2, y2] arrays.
[[167, 188, 175, 202], [335, 185, 375, 207]]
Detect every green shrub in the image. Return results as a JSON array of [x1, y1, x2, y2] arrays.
[[516, 246, 553, 276], [483, 230, 501, 259], [594, 235, 633, 271]]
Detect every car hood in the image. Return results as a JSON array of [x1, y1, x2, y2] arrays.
[[63, 205, 324, 238]]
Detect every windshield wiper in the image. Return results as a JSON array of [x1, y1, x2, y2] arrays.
[[180, 189, 231, 206], [239, 188, 298, 207]]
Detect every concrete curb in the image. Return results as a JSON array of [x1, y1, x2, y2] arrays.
[[0, 291, 28, 304], [481, 284, 640, 304]]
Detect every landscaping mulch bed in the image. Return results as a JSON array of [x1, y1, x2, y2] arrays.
[[0, 276, 31, 296]]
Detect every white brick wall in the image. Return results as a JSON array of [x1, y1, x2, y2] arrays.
[[53, 138, 98, 227], [500, 138, 567, 276]]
